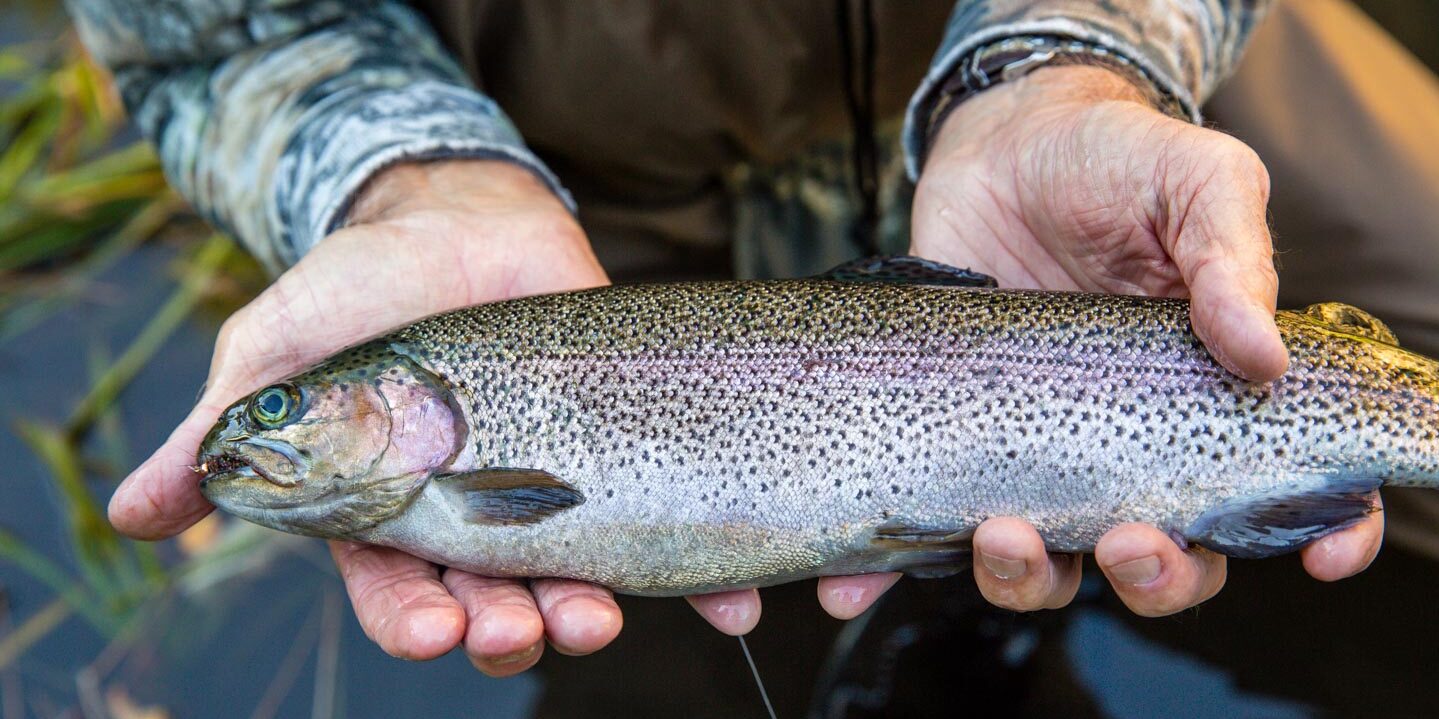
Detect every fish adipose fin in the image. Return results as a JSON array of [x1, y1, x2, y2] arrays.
[[1183, 475, 1382, 559], [438, 468, 585, 525], [817, 255, 998, 288], [871, 520, 975, 578]]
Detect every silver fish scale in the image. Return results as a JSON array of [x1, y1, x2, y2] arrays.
[[358, 281, 1439, 595]]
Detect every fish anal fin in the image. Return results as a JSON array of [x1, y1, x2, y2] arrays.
[[1184, 475, 1381, 559], [438, 468, 585, 525], [817, 255, 998, 288]]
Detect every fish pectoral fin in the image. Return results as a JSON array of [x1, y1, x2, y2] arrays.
[[816, 255, 998, 288], [1183, 474, 1382, 559], [437, 468, 585, 525]]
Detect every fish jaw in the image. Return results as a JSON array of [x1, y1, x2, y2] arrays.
[[195, 343, 471, 538]]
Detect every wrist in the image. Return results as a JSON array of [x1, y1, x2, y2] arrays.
[[1001, 64, 1155, 107], [346, 159, 569, 226], [927, 65, 1158, 167]]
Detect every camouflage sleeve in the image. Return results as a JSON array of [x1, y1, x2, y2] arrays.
[[904, 0, 1273, 177], [63, 0, 571, 273]]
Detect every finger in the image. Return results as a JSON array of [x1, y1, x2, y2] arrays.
[[1302, 499, 1384, 582], [1165, 141, 1288, 382], [1095, 523, 1227, 617], [330, 541, 465, 660], [972, 517, 1083, 611], [443, 571, 546, 676], [529, 579, 623, 656], [685, 589, 761, 636], [816, 573, 902, 620]]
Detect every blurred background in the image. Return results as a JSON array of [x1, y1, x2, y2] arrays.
[[1, 1, 1437, 718]]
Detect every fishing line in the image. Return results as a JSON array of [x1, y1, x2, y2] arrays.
[[738, 635, 777, 719]]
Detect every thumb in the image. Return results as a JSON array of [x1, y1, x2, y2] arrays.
[[108, 392, 231, 539], [1165, 142, 1288, 383]]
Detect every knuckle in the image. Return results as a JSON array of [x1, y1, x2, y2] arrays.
[[216, 307, 248, 341], [211, 310, 251, 368], [345, 566, 440, 638], [1212, 136, 1268, 191]]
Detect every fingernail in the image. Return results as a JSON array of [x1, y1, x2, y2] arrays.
[[1108, 556, 1161, 585], [1316, 534, 1343, 560], [828, 585, 867, 606], [980, 552, 1027, 580], [408, 609, 462, 649], [711, 602, 752, 625], [491, 643, 539, 665], [558, 603, 621, 645]]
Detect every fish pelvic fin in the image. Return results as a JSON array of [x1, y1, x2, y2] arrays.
[[816, 255, 998, 288], [870, 520, 976, 579], [1183, 474, 1382, 559], [438, 468, 585, 525]]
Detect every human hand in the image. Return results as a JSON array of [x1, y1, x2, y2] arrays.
[[109, 159, 631, 675], [905, 64, 1383, 616]]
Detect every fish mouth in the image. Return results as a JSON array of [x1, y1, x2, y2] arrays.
[[197, 452, 282, 488]]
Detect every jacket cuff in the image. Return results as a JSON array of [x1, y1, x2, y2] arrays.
[[276, 81, 573, 267], [904, 20, 1202, 180]]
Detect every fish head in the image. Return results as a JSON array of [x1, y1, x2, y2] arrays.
[[1281, 303, 1439, 486], [196, 342, 466, 538]]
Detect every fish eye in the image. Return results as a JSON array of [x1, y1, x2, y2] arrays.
[[250, 384, 300, 427]]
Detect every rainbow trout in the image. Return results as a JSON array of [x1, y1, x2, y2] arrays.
[[196, 257, 1439, 596]]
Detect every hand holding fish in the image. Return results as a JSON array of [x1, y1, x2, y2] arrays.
[[108, 160, 628, 675], [107, 65, 1407, 681], [104, 159, 914, 674], [910, 65, 1384, 615]]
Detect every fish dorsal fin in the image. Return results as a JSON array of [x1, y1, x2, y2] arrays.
[[438, 468, 585, 525], [1182, 473, 1381, 559], [816, 255, 998, 288], [1296, 302, 1400, 345]]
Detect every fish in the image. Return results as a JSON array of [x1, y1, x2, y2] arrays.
[[195, 256, 1439, 597]]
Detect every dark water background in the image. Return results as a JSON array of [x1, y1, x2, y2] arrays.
[[3, 2, 1439, 718]]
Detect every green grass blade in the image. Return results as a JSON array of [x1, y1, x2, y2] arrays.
[[11, 420, 123, 605], [66, 233, 236, 438], [0, 99, 61, 202], [0, 196, 182, 342], [0, 529, 112, 632], [0, 199, 140, 273], [0, 597, 70, 670]]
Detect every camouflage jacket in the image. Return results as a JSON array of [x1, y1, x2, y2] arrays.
[[65, 1, 1270, 274]]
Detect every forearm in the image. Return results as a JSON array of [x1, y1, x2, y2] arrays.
[[64, 0, 569, 274], [904, 0, 1274, 176]]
